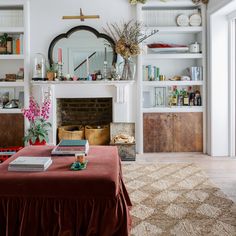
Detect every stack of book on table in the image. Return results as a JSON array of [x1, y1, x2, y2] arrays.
[[51, 139, 89, 156], [8, 156, 52, 172]]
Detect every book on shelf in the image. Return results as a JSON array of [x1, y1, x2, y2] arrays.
[[51, 139, 89, 156], [8, 156, 52, 172], [143, 65, 160, 81], [11, 34, 24, 55]]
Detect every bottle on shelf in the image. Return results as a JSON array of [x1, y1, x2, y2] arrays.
[[195, 90, 202, 106], [177, 89, 184, 106], [183, 88, 189, 106], [171, 86, 178, 106], [188, 86, 194, 106]]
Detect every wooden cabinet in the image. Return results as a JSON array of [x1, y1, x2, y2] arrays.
[[0, 114, 24, 147], [143, 112, 203, 152]]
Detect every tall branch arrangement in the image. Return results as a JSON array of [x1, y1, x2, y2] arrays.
[[104, 20, 158, 59]]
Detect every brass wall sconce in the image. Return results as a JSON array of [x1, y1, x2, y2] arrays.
[[62, 8, 100, 21]]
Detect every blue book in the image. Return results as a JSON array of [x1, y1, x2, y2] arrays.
[[59, 139, 88, 147], [51, 139, 89, 156], [148, 65, 151, 80]]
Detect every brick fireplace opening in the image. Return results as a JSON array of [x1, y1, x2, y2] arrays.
[[57, 98, 113, 127]]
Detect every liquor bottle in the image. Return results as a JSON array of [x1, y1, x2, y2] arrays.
[[195, 90, 202, 106], [188, 86, 195, 106], [183, 89, 189, 106], [177, 89, 184, 106], [171, 86, 178, 106]]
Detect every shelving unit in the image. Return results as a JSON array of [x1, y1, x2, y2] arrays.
[[0, 55, 24, 59], [0, 0, 29, 146], [143, 53, 203, 59], [136, 0, 206, 153]]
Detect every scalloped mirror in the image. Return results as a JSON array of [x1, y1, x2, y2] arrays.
[[48, 25, 117, 79]]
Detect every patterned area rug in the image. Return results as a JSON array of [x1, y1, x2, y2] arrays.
[[122, 163, 236, 236]]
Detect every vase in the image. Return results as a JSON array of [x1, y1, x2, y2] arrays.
[[29, 139, 46, 145], [118, 57, 136, 80]]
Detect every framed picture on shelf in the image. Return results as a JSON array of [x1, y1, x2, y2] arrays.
[[154, 87, 166, 107]]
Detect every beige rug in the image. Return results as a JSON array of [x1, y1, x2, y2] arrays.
[[122, 163, 236, 236]]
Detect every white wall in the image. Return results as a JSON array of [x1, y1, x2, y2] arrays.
[[30, 0, 135, 61], [207, 0, 234, 14], [207, 0, 236, 156], [29, 0, 137, 124]]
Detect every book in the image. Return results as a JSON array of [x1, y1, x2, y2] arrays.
[[8, 156, 52, 172], [59, 139, 88, 147], [51, 139, 89, 156]]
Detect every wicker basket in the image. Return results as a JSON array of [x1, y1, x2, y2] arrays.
[[85, 125, 110, 145], [58, 125, 85, 141]]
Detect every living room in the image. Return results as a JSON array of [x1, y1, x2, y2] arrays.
[[0, 0, 236, 235]]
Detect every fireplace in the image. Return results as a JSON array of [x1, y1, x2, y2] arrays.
[[57, 98, 112, 126], [31, 81, 135, 145]]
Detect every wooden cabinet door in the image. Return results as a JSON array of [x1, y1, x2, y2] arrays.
[[143, 113, 173, 152], [173, 112, 203, 152], [0, 114, 24, 147]]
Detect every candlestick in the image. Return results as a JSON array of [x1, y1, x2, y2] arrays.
[[104, 46, 107, 61], [86, 57, 89, 76], [57, 63, 63, 80], [58, 48, 62, 64]]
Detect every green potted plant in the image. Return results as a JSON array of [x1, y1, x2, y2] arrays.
[[0, 33, 8, 54], [22, 95, 52, 145]]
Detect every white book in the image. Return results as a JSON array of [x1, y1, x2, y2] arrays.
[[8, 156, 52, 171]]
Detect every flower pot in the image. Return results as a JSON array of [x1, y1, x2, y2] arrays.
[[47, 71, 54, 81], [29, 139, 46, 145]]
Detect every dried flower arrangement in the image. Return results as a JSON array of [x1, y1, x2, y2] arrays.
[[104, 20, 158, 59], [104, 20, 157, 80]]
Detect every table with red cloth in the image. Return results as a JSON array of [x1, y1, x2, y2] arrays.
[[0, 145, 132, 236]]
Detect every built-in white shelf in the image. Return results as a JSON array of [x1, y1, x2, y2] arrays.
[[143, 1, 197, 7], [31, 80, 135, 85], [0, 108, 22, 114], [142, 80, 204, 86], [142, 106, 203, 113], [0, 81, 24, 87], [0, 55, 24, 60], [0, 27, 24, 33], [143, 53, 203, 59], [143, 26, 203, 34]]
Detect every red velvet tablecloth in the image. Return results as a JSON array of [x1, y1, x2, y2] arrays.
[[0, 146, 132, 236]]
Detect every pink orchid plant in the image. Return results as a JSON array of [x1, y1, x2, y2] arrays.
[[22, 95, 52, 144]]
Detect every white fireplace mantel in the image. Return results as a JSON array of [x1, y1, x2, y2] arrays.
[[31, 80, 135, 144]]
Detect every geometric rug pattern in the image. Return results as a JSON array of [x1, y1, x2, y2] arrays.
[[122, 163, 236, 236]]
